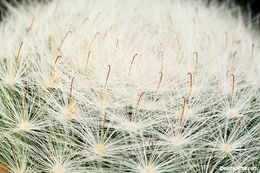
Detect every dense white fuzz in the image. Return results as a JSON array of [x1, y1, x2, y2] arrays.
[[0, 0, 259, 172], [220, 143, 233, 154]]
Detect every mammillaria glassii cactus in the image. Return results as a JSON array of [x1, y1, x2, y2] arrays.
[[0, 0, 259, 172]]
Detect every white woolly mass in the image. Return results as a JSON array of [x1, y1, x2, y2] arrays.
[[0, 0, 259, 172]]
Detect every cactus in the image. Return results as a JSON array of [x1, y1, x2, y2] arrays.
[[0, 0, 259, 172]]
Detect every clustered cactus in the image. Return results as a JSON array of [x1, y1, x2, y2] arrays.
[[0, 0, 259, 172]]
